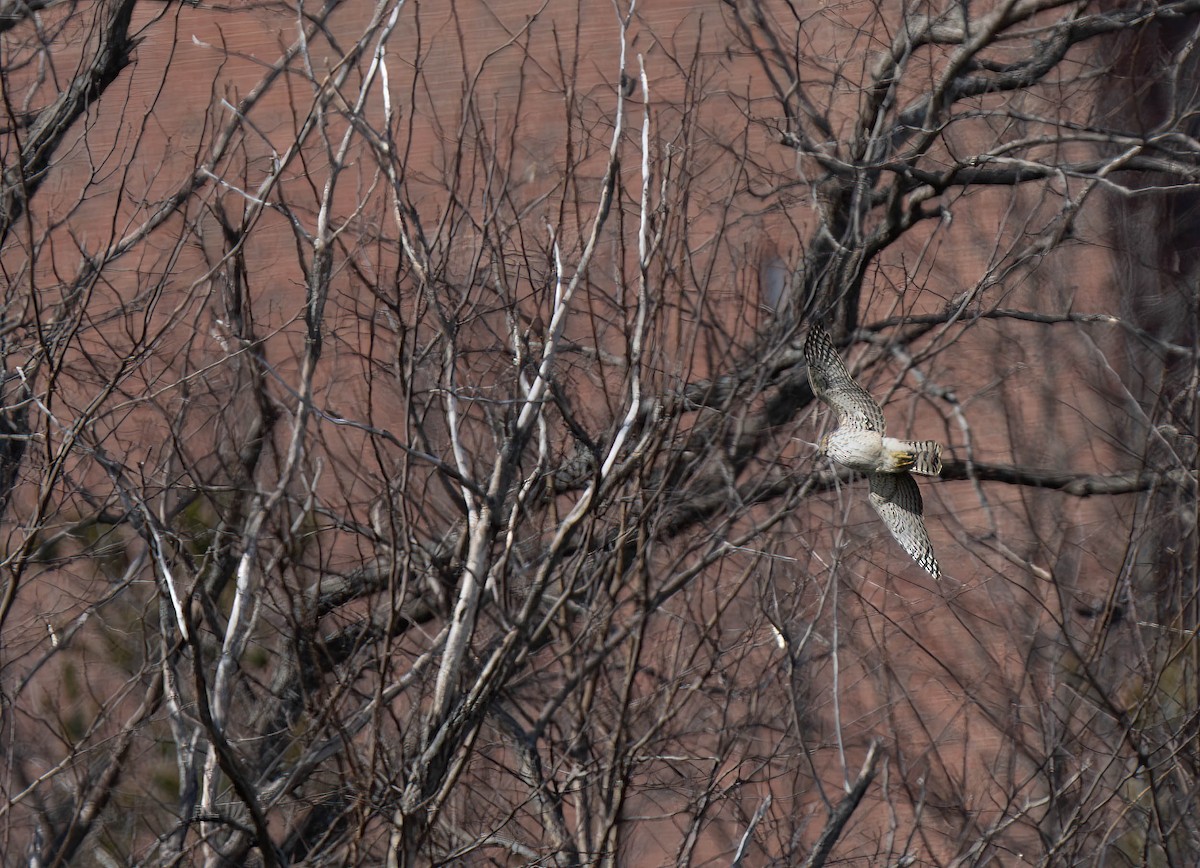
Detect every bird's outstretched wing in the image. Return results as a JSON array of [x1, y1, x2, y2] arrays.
[[804, 322, 886, 433], [867, 472, 940, 579]]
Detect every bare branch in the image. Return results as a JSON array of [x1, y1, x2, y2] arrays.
[[803, 741, 882, 868]]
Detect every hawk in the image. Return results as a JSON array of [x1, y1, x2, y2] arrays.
[[804, 322, 942, 579]]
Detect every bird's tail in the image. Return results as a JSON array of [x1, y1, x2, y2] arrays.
[[896, 440, 942, 476]]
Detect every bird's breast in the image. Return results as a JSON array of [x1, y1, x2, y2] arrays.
[[825, 429, 884, 472]]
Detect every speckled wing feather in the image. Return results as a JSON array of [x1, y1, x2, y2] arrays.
[[867, 472, 940, 579], [804, 322, 886, 433]]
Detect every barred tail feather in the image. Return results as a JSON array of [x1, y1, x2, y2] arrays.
[[905, 440, 942, 476]]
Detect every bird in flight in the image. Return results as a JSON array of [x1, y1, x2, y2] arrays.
[[804, 321, 942, 579]]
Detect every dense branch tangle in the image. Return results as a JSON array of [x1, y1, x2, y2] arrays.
[[0, 0, 1197, 866]]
